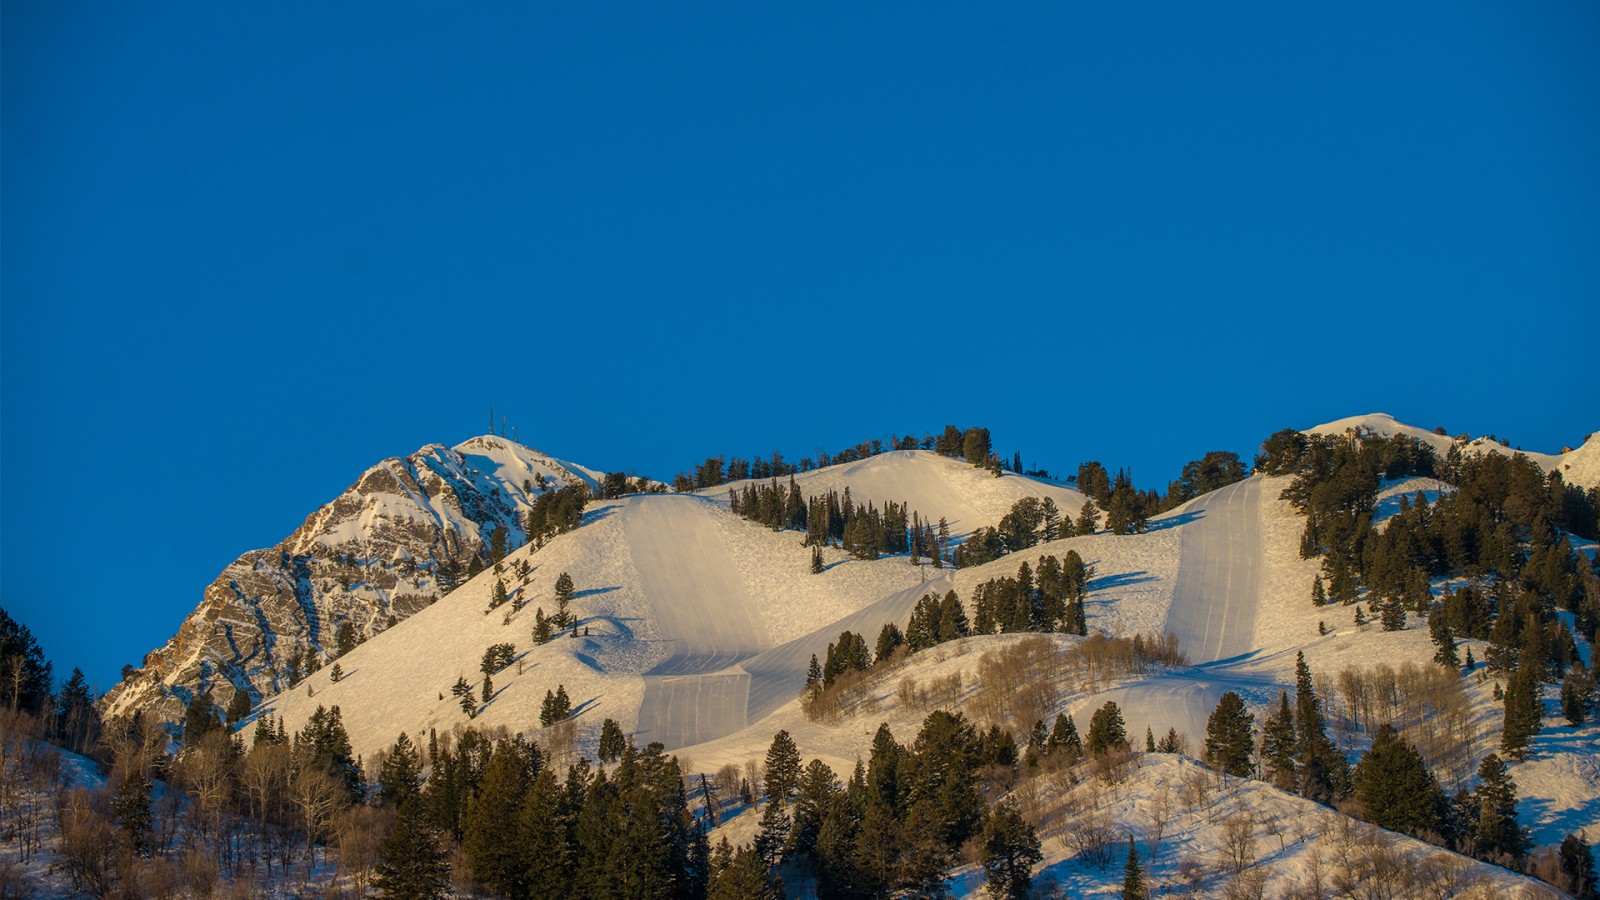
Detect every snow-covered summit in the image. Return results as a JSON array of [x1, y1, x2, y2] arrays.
[[1306, 413, 1599, 488], [101, 435, 601, 728], [706, 449, 1087, 536]]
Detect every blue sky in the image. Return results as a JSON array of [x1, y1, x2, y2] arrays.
[[4, 2, 1598, 691]]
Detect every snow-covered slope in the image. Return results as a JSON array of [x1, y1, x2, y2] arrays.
[[102, 435, 596, 728], [1307, 412, 1599, 488], [262, 492, 932, 759], [705, 449, 1087, 536]]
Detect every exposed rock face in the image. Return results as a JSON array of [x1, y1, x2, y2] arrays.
[[99, 436, 598, 727]]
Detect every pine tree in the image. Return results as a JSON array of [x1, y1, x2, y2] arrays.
[[753, 798, 791, 867], [1260, 691, 1297, 791], [540, 685, 571, 727], [1351, 724, 1445, 838], [533, 607, 552, 644], [1430, 613, 1460, 668], [330, 662, 343, 683], [1559, 833, 1598, 900], [709, 840, 783, 900], [1121, 836, 1147, 900], [182, 689, 221, 745], [1145, 725, 1156, 752], [1311, 575, 1328, 607], [379, 732, 423, 807], [1087, 701, 1127, 756], [1501, 662, 1542, 759], [373, 798, 451, 900], [463, 740, 535, 895], [598, 717, 626, 764], [112, 764, 154, 856], [1204, 691, 1255, 777], [1076, 499, 1100, 535], [1561, 663, 1596, 726], [1473, 753, 1529, 863], [980, 801, 1042, 900], [520, 768, 572, 899], [1294, 652, 1349, 803], [811, 545, 824, 574], [764, 730, 802, 805], [1046, 713, 1082, 762], [554, 571, 576, 627]]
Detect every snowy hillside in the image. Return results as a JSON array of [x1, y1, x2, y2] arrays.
[[102, 435, 598, 729], [705, 449, 1088, 537], [1308, 413, 1600, 488], [262, 492, 933, 760]]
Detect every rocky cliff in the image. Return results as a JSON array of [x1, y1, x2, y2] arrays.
[[98, 435, 600, 727]]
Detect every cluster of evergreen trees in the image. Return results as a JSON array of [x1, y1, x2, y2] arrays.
[[523, 482, 590, 550], [1271, 427, 1600, 764], [749, 713, 1041, 898], [1196, 650, 1577, 876], [728, 479, 937, 563], [968, 554, 1091, 636]]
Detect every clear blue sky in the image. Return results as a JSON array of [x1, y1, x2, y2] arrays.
[[4, 2, 1598, 691]]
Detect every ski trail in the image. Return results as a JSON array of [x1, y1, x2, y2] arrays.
[[625, 495, 767, 748], [1161, 478, 1263, 664]]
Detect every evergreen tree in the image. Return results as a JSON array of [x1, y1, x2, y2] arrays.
[[55, 668, 101, 752], [1121, 836, 1147, 900], [1311, 575, 1327, 607], [791, 758, 839, 858], [519, 767, 572, 900], [764, 730, 803, 805], [554, 571, 576, 627], [709, 840, 783, 900], [1559, 833, 1599, 900], [980, 801, 1042, 900], [1561, 662, 1596, 726], [182, 689, 221, 745], [533, 607, 552, 644], [1351, 724, 1445, 839], [598, 717, 626, 764], [463, 740, 535, 895], [540, 685, 572, 727], [1087, 701, 1127, 756], [1076, 499, 1100, 535], [1260, 691, 1298, 791], [1204, 691, 1255, 777], [1294, 652, 1349, 803], [1501, 663, 1542, 759], [811, 545, 824, 574], [379, 732, 423, 807], [1046, 713, 1082, 762], [0, 607, 53, 715], [754, 798, 791, 867], [1145, 725, 1156, 752], [1473, 753, 1529, 863], [222, 685, 252, 726], [373, 798, 451, 900], [112, 764, 154, 856], [1430, 613, 1460, 668]]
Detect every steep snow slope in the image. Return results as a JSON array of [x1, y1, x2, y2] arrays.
[[102, 435, 597, 728], [263, 493, 930, 759], [706, 449, 1087, 536]]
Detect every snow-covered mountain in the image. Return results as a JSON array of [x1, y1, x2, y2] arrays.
[[97, 414, 1600, 896], [101, 435, 602, 727]]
